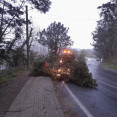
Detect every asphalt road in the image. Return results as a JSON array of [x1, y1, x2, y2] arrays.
[[66, 58, 117, 117]]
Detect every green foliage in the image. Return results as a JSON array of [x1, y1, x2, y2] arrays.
[[30, 56, 47, 76], [0, 0, 51, 64], [92, 1, 117, 59], [102, 58, 117, 71], [60, 54, 75, 65], [103, 62, 117, 71], [29, 0, 51, 13], [46, 53, 59, 64], [38, 22, 73, 55], [0, 67, 26, 87], [43, 67, 51, 76], [0, 0, 51, 38], [70, 60, 97, 88], [0, 78, 9, 86], [0, 0, 25, 41], [30, 52, 98, 88], [0, 67, 25, 79], [6, 48, 27, 67]]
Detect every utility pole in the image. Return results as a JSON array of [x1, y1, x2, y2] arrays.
[[26, 5, 29, 69]]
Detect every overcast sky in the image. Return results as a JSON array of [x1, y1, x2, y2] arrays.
[[29, 0, 109, 49]]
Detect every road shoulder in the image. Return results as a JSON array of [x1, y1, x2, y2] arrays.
[[53, 81, 80, 117]]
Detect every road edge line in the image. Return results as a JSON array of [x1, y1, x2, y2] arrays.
[[99, 80, 117, 89], [64, 83, 93, 117]]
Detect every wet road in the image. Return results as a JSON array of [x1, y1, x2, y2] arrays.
[[66, 58, 117, 117]]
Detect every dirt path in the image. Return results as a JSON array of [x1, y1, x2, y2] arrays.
[[0, 71, 30, 117]]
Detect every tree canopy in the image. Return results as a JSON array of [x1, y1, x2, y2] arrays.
[[38, 22, 73, 55], [0, 0, 51, 64], [92, 1, 117, 59]]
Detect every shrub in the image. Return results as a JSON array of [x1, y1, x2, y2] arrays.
[[0, 78, 9, 88], [30, 55, 50, 76], [43, 67, 51, 76], [0, 78, 8, 84], [30, 60, 45, 76], [70, 60, 97, 88]]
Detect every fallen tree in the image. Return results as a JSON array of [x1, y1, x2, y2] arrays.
[[30, 50, 98, 88]]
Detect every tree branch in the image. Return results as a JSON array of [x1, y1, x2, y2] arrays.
[[0, 0, 25, 39]]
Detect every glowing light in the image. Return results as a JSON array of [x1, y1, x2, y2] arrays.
[[60, 59, 63, 63], [68, 50, 71, 53], [67, 72, 70, 75], [57, 74, 61, 77], [63, 50, 71, 54], [67, 69, 70, 72], [64, 50, 67, 53], [58, 68, 63, 73], [58, 69, 61, 73]]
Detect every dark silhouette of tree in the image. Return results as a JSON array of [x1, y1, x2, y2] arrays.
[[38, 22, 73, 55], [0, 0, 51, 40], [0, 0, 51, 64], [92, 1, 117, 59]]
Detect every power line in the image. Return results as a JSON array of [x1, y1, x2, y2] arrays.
[[30, 15, 98, 21]]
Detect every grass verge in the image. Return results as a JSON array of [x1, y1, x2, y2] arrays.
[[0, 67, 27, 86], [102, 62, 117, 71]]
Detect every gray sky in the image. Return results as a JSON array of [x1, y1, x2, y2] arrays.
[[29, 0, 109, 49]]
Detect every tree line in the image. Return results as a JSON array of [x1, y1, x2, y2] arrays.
[[0, 0, 73, 68], [0, 0, 51, 67], [92, 0, 117, 60]]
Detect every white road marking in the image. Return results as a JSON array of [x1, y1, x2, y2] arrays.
[[64, 83, 93, 117], [99, 80, 117, 89]]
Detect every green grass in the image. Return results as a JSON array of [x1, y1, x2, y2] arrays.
[[0, 66, 27, 86], [102, 62, 117, 71], [0, 78, 9, 84]]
